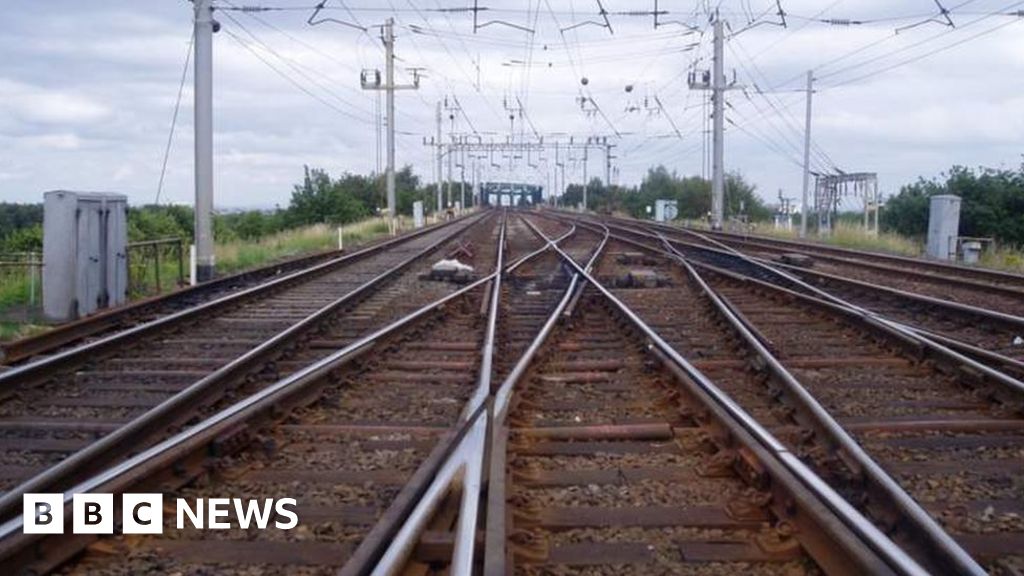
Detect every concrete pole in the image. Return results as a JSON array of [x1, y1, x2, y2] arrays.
[[582, 145, 588, 211], [471, 154, 478, 206], [459, 146, 466, 212], [193, 0, 215, 281], [605, 143, 612, 186], [435, 101, 443, 214], [711, 17, 725, 230], [446, 142, 453, 209], [384, 18, 397, 233], [375, 91, 382, 174], [800, 70, 813, 239]]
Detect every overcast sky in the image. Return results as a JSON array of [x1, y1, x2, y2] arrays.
[[1, 0, 1022, 210]]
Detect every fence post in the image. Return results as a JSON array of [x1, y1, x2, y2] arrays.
[[154, 243, 161, 293], [28, 252, 37, 308], [338, 226, 344, 251], [189, 244, 197, 286], [177, 239, 185, 286]]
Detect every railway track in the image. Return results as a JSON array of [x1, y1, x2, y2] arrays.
[[0, 211, 1012, 574], [0, 212, 498, 519], [480, 221, 922, 576], [664, 222, 1024, 318], [539, 214, 1022, 574], [0, 221, 463, 367], [500, 294, 828, 575], [600, 218, 1024, 379], [0, 211, 573, 575], [691, 265, 1024, 574], [49, 286, 492, 576], [696, 227, 1024, 292]]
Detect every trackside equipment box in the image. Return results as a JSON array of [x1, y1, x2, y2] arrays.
[[43, 191, 128, 322]]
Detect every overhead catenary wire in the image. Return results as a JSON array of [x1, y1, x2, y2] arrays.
[[221, 26, 375, 125], [183, 1, 1023, 193], [155, 28, 195, 205]]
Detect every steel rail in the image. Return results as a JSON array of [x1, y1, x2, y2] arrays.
[[759, 258, 1024, 378], [0, 257, 508, 570], [462, 210, 508, 420], [618, 213, 1024, 296], [528, 215, 929, 576], [0, 247, 334, 365], [769, 257, 1024, 329], [667, 250, 986, 576], [595, 216, 1024, 397], [493, 222, 608, 424], [0, 213, 481, 383], [0, 214, 580, 573], [702, 225, 1024, 288], [556, 215, 987, 574], [481, 218, 609, 576], [660, 224, 1024, 397], [0, 212, 491, 523], [338, 212, 573, 576], [369, 213, 601, 576]]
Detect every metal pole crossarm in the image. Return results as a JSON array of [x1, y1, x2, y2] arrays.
[[307, 0, 366, 31]]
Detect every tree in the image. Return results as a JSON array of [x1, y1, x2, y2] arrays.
[[286, 166, 369, 226], [882, 165, 1024, 245]]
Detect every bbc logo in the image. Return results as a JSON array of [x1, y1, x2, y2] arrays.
[[24, 493, 163, 535], [24, 494, 298, 534]]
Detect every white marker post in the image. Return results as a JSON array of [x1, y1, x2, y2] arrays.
[[189, 244, 197, 286]]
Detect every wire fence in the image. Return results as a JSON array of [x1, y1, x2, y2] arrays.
[[127, 238, 186, 297], [0, 252, 43, 322]]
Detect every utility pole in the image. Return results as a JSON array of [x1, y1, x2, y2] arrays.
[[447, 141, 453, 209], [435, 101, 443, 214], [582, 144, 588, 211], [193, 0, 216, 281], [459, 145, 466, 211], [605, 143, 614, 186], [711, 16, 725, 230], [375, 92, 382, 174], [800, 70, 814, 239], [690, 14, 738, 230], [361, 18, 420, 233]]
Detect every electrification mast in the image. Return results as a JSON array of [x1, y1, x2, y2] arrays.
[[361, 19, 420, 233], [193, 0, 216, 281]]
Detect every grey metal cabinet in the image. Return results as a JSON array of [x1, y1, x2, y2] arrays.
[[43, 191, 128, 322]]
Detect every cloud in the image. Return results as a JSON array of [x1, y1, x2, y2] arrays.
[[1, 0, 1022, 209], [0, 79, 111, 125], [20, 133, 84, 150]]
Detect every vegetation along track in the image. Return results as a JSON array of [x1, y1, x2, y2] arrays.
[[580, 224, 1024, 574], [0, 212, 501, 519]]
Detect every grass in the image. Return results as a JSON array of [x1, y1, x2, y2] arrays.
[[0, 321, 48, 342], [0, 274, 37, 310], [215, 217, 396, 275], [751, 221, 922, 257], [979, 245, 1024, 274]]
